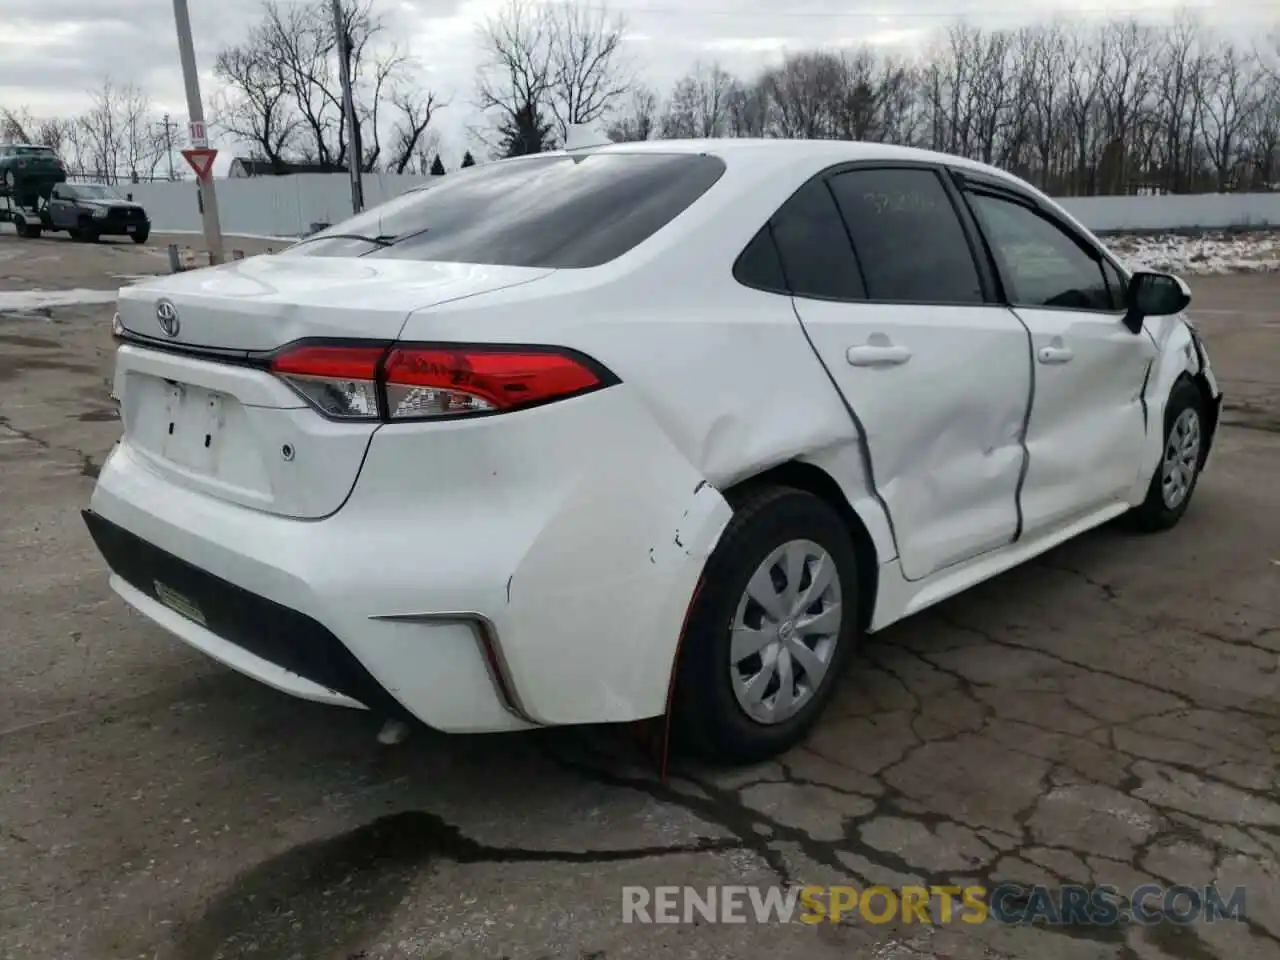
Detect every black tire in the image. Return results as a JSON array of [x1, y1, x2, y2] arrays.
[[132, 230, 149, 245], [67, 228, 82, 241], [671, 486, 860, 765], [1126, 378, 1208, 532], [16, 219, 40, 239]]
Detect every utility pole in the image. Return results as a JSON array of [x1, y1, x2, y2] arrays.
[[330, 0, 364, 214], [156, 114, 179, 181], [172, 0, 225, 264]]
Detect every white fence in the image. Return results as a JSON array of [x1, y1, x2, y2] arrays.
[[123, 172, 1280, 238], [128, 173, 433, 238], [1058, 193, 1280, 233]]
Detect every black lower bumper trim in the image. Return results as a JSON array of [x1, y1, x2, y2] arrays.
[[81, 509, 415, 723]]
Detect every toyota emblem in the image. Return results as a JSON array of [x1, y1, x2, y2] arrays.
[[156, 300, 180, 337]]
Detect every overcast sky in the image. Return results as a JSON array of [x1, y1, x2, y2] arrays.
[[1, 0, 1275, 173]]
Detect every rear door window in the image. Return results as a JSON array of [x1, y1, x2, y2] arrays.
[[827, 167, 985, 304], [288, 153, 726, 269]]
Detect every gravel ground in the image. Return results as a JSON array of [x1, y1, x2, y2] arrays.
[[0, 227, 1278, 960]]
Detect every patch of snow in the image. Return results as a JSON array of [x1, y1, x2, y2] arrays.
[[1107, 231, 1280, 275], [0, 288, 119, 314]]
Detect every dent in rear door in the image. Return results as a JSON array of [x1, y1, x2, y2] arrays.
[[772, 165, 1033, 582], [794, 300, 1031, 580]]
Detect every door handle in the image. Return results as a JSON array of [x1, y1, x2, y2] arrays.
[[846, 344, 912, 367], [1037, 346, 1074, 364]]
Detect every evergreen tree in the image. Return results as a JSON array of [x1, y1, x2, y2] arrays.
[[497, 103, 554, 158], [429, 154, 446, 176], [460, 151, 476, 168]]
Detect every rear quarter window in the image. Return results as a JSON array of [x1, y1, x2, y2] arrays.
[[291, 153, 726, 269]]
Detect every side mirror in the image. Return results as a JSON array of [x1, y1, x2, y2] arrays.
[[1123, 271, 1191, 333]]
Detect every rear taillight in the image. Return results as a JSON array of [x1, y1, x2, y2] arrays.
[[268, 342, 614, 422], [270, 344, 383, 420]]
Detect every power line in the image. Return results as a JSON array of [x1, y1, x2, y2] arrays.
[[545, 1, 1279, 18]]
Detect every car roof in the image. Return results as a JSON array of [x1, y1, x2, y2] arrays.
[[6, 143, 56, 150], [527, 137, 1031, 192]]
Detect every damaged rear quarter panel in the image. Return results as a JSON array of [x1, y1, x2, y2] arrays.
[[502, 456, 732, 725], [392, 172, 896, 722]]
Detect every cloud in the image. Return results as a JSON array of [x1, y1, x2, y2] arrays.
[[0, 0, 1268, 170]]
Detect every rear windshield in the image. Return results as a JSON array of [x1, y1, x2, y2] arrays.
[[285, 152, 726, 268]]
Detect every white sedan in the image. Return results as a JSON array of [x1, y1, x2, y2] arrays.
[[84, 139, 1222, 763]]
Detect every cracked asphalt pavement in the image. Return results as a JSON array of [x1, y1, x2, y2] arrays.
[[1, 227, 1278, 960]]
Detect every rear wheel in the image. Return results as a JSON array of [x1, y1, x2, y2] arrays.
[[671, 486, 859, 764], [131, 230, 149, 245], [1127, 378, 1207, 532]]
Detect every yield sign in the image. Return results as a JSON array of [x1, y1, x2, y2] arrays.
[[181, 147, 217, 180]]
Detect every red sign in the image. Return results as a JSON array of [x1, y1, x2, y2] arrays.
[[181, 147, 217, 180]]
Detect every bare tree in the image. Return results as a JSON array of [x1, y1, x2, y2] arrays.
[[608, 85, 659, 141], [726, 80, 772, 138], [213, 34, 302, 168], [661, 61, 735, 138], [214, 0, 436, 172], [759, 51, 844, 139], [387, 90, 444, 173], [476, 0, 555, 154], [636, 10, 1280, 195], [78, 78, 124, 181], [546, 2, 631, 139], [476, 0, 630, 154], [1, 107, 37, 144], [1200, 42, 1257, 190], [410, 127, 443, 175], [1239, 63, 1279, 187]]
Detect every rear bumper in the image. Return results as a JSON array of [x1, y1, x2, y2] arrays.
[[85, 445, 530, 733], [85, 385, 732, 731], [83, 509, 413, 719]]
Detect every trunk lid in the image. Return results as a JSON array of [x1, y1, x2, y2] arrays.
[[116, 254, 554, 351], [111, 254, 555, 518]]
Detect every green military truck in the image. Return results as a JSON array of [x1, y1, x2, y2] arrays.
[[0, 143, 69, 238], [0, 143, 67, 200]]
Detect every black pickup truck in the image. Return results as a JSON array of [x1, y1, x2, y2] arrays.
[[1, 182, 151, 243]]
